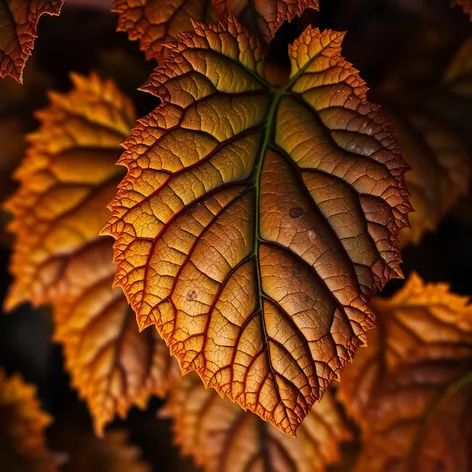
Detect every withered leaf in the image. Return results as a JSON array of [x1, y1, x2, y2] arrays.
[[213, 0, 319, 45], [0, 369, 58, 472], [338, 273, 472, 465], [386, 112, 470, 247], [162, 374, 351, 472], [113, 0, 212, 60], [103, 18, 410, 435], [53, 239, 181, 435], [0, 0, 63, 83], [354, 362, 472, 472], [4, 73, 180, 435]]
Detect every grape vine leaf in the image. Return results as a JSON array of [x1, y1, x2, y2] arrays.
[[161, 374, 351, 472], [386, 112, 470, 247], [339, 273, 472, 432], [0, 368, 59, 472], [103, 17, 411, 435], [0, 0, 63, 83], [354, 362, 472, 472], [4, 73, 180, 435], [452, 0, 472, 20], [213, 0, 319, 45], [113, 0, 319, 60], [113, 0, 212, 61]]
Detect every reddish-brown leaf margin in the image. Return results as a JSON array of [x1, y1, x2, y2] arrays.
[[0, 0, 64, 83]]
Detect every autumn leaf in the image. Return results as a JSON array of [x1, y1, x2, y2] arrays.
[[4, 72, 180, 435], [53, 238, 181, 435], [213, 0, 319, 45], [4, 72, 134, 310], [103, 17, 411, 436], [452, 0, 472, 20], [338, 272, 472, 429], [354, 362, 472, 472], [0, 0, 63, 83], [0, 369, 59, 472], [113, 0, 319, 61], [386, 112, 470, 247], [161, 374, 351, 472], [113, 0, 212, 60], [443, 36, 472, 99]]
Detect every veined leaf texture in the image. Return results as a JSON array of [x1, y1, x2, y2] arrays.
[[0, 0, 64, 82], [163, 374, 351, 472], [339, 274, 472, 472], [4, 73, 180, 435], [103, 17, 411, 435], [113, 0, 319, 59]]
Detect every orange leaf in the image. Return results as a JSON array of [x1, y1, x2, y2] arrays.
[[386, 112, 470, 247], [213, 0, 319, 45], [0, 368, 59, 471], [162, 374, 351, 472], [113, 0, 212, 60], [53, 239, 181, 435], [452, 0, 472, 19], [103, 18, 410, 436], [4, 73, 180, 435], [338, 273, 472, 467], [355, 364, 472, 472], [0, 0, 63, 83]]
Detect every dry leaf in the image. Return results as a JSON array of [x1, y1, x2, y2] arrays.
[[113, 0, 319, 60], [386, 112, 470, 247], [4, 72, 134, 310], [162, 374, 351, 472], [0, 368, 58, 472], [0, 0, 63, 83], [113, 0, 212, 60], [452, 0, 472, 19], [338, 273, 472, 469], [354, 361, 472, 472], [61, 430, 150, 472], [103, 18, 410, 436], [53, 238, 181, 435], [443, 36, 472, 99], [213, 0, 319, 45], [4, 73, 180, 435]]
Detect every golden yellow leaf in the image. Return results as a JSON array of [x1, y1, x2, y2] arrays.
[[443, 36, 472, 99], [103, 18, 410, 436], [452, 0, 472, 20], [0, 0, 63, 83], [0, 368, 58, 472], [113, 0, 212, 60], [161, 374, 351, 472], [338, 273, 472, 462], [386, 112, 470, 247], [213, 0, 319, 45], [4, 72, 134, 310], [4, 73, 180, 435]]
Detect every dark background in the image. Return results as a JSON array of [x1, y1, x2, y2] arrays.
[[1, 0, 471, 470]]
